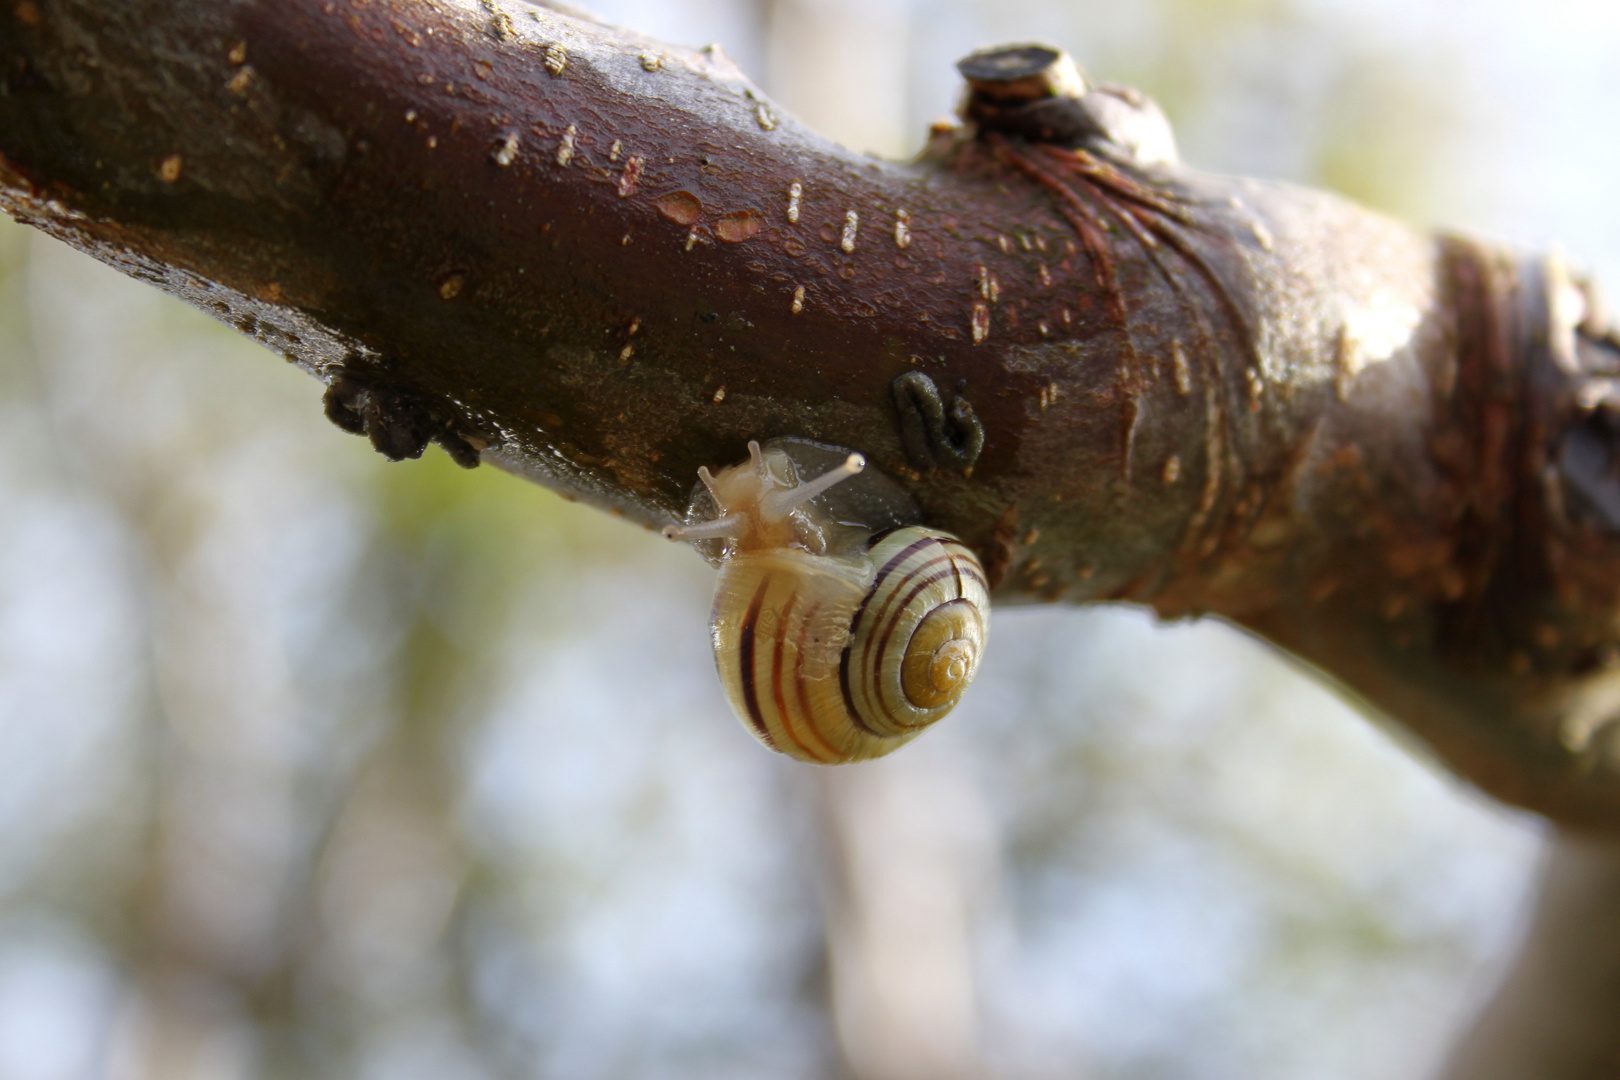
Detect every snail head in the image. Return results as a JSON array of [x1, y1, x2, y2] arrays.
[[663, 440, 866, 554]]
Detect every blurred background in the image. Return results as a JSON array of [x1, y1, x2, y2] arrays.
[[4, 0, 1617, 1076]]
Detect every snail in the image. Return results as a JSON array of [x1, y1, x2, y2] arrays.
[[663, 438, 990, 764]]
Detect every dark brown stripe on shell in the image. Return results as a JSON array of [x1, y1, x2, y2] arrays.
[[940, 540, 989, 591], [769, 590, 830, 762], [873, 536, 939, 590], [850, 551, 959, 732], [839, 638, 872, 736], [855, 553, 952, 731], [847, 561, 943, 728], [858, 553, 957, 678], [870, 566, 960, 722], [738, 576, 776, 750], [789, 598, 840, 762], [769, 589, 808, 759], [865, 527, 905, 548], [839, 537, 937, 736]]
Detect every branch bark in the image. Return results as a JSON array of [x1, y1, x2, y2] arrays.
[[5, 0, 1620, 836], [1441, 833, 1620, 1080]]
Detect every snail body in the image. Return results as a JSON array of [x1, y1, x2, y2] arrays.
[[664, 439, 989, 764]]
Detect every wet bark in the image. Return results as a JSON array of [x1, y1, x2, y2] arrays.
[[5, 0, 1620, 837]]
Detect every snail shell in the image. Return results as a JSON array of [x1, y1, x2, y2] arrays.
[[665, 439, 989, 764]]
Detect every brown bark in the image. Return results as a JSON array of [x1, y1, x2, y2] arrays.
[[4, 0, 1620, 836], [1441, 832, 1620, 1080]]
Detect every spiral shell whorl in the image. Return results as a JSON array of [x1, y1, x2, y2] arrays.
[[708, 527, 988, 764], [839, 529, 989, 740]]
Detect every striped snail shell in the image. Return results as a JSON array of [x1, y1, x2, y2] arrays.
[[664, 439, 990, 764]]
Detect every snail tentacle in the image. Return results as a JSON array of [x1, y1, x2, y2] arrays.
[[661, 514, 744, 542], [760, 452, 866, 519]]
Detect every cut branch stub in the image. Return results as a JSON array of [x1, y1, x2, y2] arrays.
[[953, 43, 1178, 165], [956, 43, 1105, 148], [956, 43, 1091, 104]]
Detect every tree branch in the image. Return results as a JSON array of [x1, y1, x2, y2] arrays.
[[6, 0, 1620, 833], [1441, 833, 1620, 1080]]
